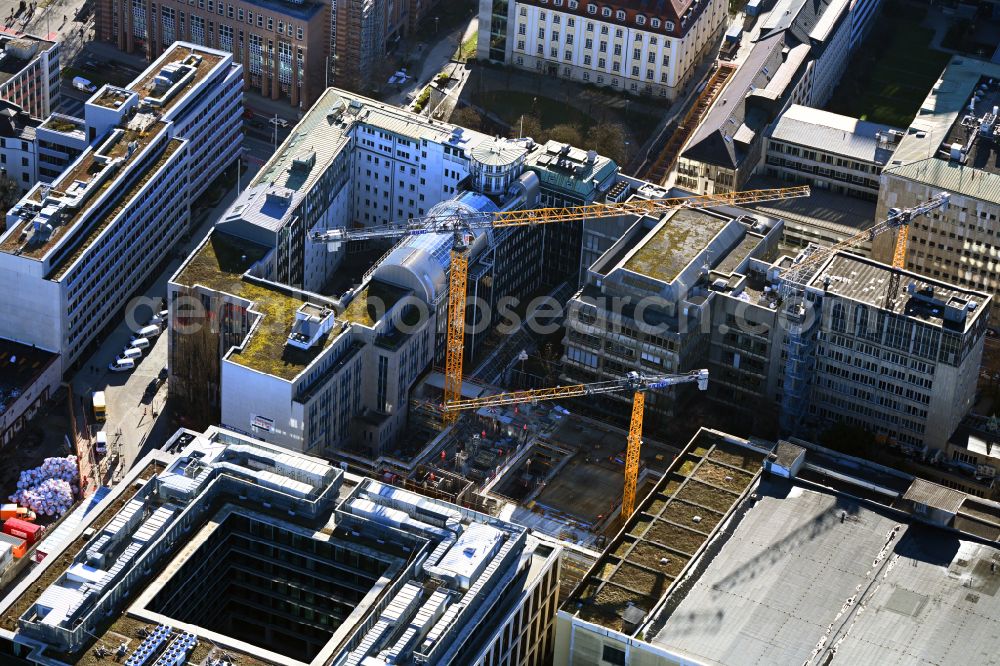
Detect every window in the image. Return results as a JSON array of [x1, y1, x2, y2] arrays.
[[615, 10, 625, 20], [636, 15, 645, 25], [602, 7, 611, 17], [651, 18, 660, 28], [587, 3, 596, 14], [602, 645, 626, 666], [296, 26, 303, 40]]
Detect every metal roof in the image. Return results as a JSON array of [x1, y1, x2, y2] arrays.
[[809, 252, 990, 331], [649, 479, 1000, 666], [770, 104, 900, 164], [902, 478, 966, 514], [884, 56, 1000, 203]]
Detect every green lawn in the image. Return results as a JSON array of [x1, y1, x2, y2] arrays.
[[455, 31, 478, 62], [826, 3, 950, 128], [472, 90, 594, 129]]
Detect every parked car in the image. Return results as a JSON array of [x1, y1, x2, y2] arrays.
[[120, 347, 142, 360], [109, 358, 135, 372], [95, 431, 108, 455], [148, 309, 168, 326], [129, 338, 150, 351], [131, 325, 161, 342], [72, 76, 96, 93]]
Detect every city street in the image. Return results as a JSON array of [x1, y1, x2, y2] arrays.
[[68, 159, 261, 484]]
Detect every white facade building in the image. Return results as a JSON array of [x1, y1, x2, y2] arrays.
[[0, 43, 242, 374], [479, 0, 727, 99]]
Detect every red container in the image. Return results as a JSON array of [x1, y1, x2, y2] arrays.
[[3, 517, 42, 546]]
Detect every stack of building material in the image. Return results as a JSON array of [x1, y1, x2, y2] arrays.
[[9, 457, 79, 516]]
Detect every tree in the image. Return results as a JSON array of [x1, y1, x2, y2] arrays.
[[512, 114, 543, 141], [586, 122, 628, 165], [450, 106, 484, 131], [0, 172, 20, 212], [547, 123, 584, 147]]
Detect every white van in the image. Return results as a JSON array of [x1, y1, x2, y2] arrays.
[[131, 325, 161, 341], [129, 337, 149, 350], [95, 431, 108, 455], [121, 347, 143, 360], [109, 358, 135, 372]]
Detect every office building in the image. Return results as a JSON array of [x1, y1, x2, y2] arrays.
[[745, 103, 902, 254], [167, 88, 619, 456], [555, 427, 1000, 665], [562, 202, 786, 432], [873, 57, 1000, 298], [764, 104, 899, 201], [479, 0, 727, 99], [790, 252, 989, 450], [0, 43, 242, 374], [0, 100, 40, 189], [674, 0, 856, 194], [96, 0, 327, 107], [0, 425, 561, 665], [562, 198, 990, 449], [0, 33, 60, 120]]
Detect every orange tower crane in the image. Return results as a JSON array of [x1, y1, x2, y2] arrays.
[[442, 370, 709, 520]]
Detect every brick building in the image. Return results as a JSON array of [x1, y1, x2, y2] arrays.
[[96, 0, 326, 107]]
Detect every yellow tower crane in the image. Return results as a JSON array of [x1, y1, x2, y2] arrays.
[[314, 185, 810, 426], [442, 370, 709, 521]]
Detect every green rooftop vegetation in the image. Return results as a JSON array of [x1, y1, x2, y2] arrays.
[[177, 231, 353, 381], [624, 209, 729, 283], [53, 139, 184, 279], [42, 117, 82, 133], [175, 230, 271, 293], [342, 288, 375, 327]]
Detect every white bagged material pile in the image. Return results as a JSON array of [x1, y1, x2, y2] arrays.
[[9, 457, 79, 517]]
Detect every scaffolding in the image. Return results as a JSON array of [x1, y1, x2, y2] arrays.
[[642, 61, 737, 184]]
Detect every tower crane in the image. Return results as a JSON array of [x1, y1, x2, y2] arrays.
[[313, 186, 809, 428], [778, 192, 951, 297], [442, 369, 709, 521]]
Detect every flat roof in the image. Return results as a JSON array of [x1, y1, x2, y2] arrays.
[[253, 88, 488, 195], [623, 208, 730, 282], [648, 479, 1000, 666], [0, 338, 57, 412], [770, 104, 900, 165], [885, 57, 1000, 204], [0, 34, 53, 86], [175, 230, 340, 381], [564, 429, 765, 630], [744, 176, 878, 232], [809, 252, 990, 331], [0, 44, 227, 269]]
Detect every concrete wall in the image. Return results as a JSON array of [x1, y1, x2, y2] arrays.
[[0, 255, 63, 359]]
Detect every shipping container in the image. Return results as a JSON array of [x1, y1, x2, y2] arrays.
[[3, 517, 43, 546], [0, 532, 28, 558]]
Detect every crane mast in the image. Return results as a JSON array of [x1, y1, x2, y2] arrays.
[[443, 370, 709, 521]]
